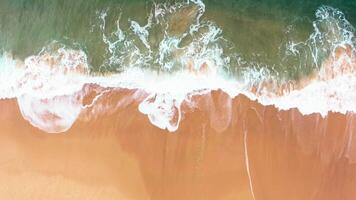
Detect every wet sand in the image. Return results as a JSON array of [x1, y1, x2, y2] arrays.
[[0, 88, 355, 200]]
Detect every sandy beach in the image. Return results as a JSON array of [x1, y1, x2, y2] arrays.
[[0, 89, 355, 200]]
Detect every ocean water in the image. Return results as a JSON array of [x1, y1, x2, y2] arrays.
[[0, 0, 355, 153], [0, 0, 355, 77], [0, 0, 356, 199], [0, 0, 355, 132]]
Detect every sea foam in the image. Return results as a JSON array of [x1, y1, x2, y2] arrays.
[[0, 3, 355, 133]]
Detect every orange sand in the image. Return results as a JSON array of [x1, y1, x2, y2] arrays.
[[0, 88, 355, 200]]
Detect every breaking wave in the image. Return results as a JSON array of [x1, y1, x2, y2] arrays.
[[0, 1, 355, 133]]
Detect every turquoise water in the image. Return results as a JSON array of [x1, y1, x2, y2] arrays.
[[0, 0, 355, 81]]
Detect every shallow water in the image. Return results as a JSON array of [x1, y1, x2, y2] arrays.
[[0, 0, 356, 199]]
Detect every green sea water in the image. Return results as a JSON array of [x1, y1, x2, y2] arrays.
[[0, 0, 355, 81]]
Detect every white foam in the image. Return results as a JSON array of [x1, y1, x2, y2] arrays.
[[258, 75, 356, 116], [0, 4, 355, 133], [94, 69, 241, 132], [0, 54, 25, 99], [18, 94, 82, 133], [138, 93, 182, 132], [0, 48, 242, 133], [0, 49, 355, 133], [1, 48, 89, 133]]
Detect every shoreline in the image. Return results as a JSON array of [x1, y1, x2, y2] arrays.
[[0, 89, 355, 199]]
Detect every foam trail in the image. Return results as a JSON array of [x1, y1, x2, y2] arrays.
[[244, 129, 256, 200]]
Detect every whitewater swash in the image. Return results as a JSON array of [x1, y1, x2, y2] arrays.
[[0, 42, 355, 133], [0, 0, 356, 199], [0, 48, 356, 199], [0, 1, 355, 133]]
